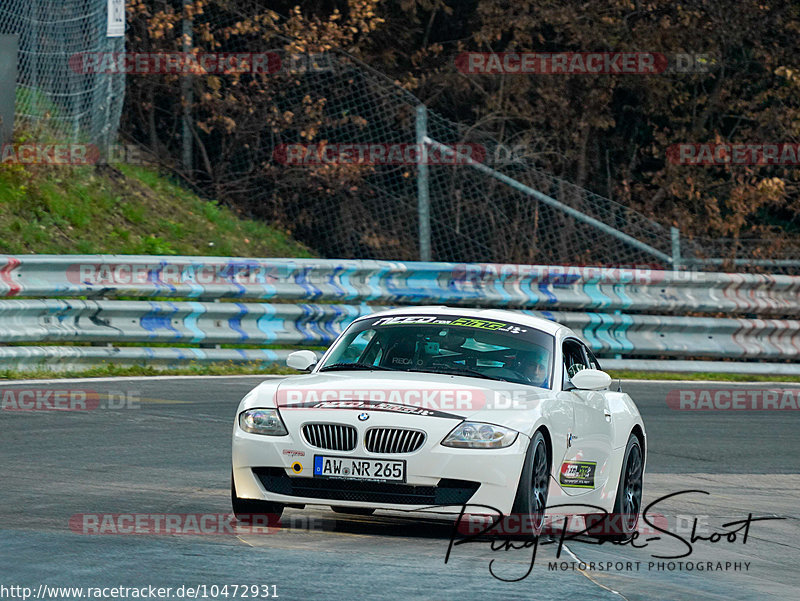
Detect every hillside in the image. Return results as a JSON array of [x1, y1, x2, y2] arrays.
[[0, 161, 311, 257]]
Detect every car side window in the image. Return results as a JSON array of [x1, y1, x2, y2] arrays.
[[584, 346, 602, 371], [562, 340, 587, 384]]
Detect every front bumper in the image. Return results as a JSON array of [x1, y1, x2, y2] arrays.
[[232, 410, 529, 515]]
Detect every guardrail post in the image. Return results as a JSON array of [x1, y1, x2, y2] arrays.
[[671, 226, 682, 270], [416, 104, 432, 261]]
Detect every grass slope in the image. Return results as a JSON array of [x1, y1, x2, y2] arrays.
[[0, 162, 311, 257]]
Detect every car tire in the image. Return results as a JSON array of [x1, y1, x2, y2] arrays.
[[509, 429, 550, 538], [587, 433, 643, 540], [331, 507, 376, 516], [231, 471, 284, 524]]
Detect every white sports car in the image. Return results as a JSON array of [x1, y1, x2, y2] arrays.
[[232, 307, 645, 537]]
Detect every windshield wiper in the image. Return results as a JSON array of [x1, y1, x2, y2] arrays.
[[318, 362, 395, 372], [410, 366, 512, 383]]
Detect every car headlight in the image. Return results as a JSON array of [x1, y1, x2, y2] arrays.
[[239, 409, 288, 436], [441, 421, 519, 449]]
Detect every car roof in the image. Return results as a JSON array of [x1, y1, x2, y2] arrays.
[[355, 306, 570, 338]]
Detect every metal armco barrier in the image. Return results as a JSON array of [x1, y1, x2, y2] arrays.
[[0, 255, 798, 373], [0, 300, 798, 359], [2, 254, 800, 314], [0, 300, 369, 346]]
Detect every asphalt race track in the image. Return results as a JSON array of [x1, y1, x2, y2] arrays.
[[2, 376, 798, 601]]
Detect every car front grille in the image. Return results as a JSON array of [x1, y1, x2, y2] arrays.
[[365, 428, 426, 454], [302, 423, 357, 451], [253, 468, 480, 505]]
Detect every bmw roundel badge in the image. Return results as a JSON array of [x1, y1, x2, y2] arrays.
[[358, 412, 369, 421]]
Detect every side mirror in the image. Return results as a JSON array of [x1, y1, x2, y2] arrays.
[[570, 368, 612, 391], [286, 350, 317, 372]]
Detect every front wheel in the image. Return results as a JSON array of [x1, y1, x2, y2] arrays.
[[510, 430, 550, 538], [231, 471, 284, 524]]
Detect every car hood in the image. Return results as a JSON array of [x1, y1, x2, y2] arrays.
[[239, 371, 554, 433]]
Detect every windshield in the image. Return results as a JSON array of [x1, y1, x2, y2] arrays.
[[319, 314, 555, 389]]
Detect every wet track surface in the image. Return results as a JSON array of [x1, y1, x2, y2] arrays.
[[1, 376, 799, 600]]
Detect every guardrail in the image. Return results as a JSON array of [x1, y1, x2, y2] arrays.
[[3, 255, 800, 313], [1, 255, 798, 374]]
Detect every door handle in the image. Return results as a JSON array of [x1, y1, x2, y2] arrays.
[[604, 410, 612, 421]]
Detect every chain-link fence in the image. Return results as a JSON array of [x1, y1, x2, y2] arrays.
[[0, 3, 797, 272], [422, 112, 800, 271], [125, 44, 676, 266], [127, 41, 796, 271], [422, 109, 677, 266], [0, 0, 124, 148]]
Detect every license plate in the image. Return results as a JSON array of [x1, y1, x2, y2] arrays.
[[313, 455, 405, 482]]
